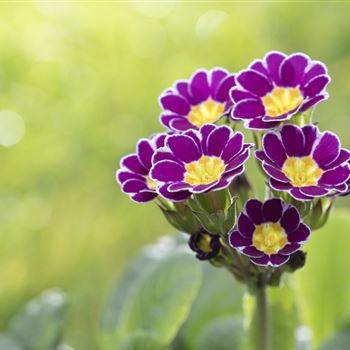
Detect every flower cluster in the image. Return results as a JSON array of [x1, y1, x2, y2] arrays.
[[116, 51, 349, 276]]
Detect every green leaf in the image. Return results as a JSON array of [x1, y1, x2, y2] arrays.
[[319, 330, 350, 350], [295, 210, 350, 346], [120, 331, 170, 350], [9, 289, 68, 350], [173, 263, 244, 350], [0, 335, 23, 350], [120, 252, 202, 344], [101, 253, 156, 330], [196, 317, 243, 350]]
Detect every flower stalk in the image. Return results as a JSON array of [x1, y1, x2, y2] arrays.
[[255, 283, 271, 350]]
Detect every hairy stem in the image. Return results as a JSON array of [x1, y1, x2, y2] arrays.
[[255, 284, 271, 350]]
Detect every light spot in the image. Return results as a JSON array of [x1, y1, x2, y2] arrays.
[[252, 222, 288, 255], [262, 87, 303, 117], [197, 233, 212, 253], [184, 156, 226, 185], [0, 110, 25, 147], [187, 99, 225, 127], [196, 10, 229, 40], [132, 1, 175, 18], [282, 156, 323, 187]]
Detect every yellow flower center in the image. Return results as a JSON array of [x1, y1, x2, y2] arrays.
[[187, 99, 225, 127], [146, 175, 157, 190], [262, 87, 304, 117], [184, 156, 226, 185], [197, 233, 212, 253], [282, 156, 323, 187], [252, 222, 288, 255]]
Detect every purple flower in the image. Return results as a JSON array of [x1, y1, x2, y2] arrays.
[[231, 51, 331, 129], [116, 134, 166, 203], [150, 124, 253, 201], [159, 68, 235, 132], [255, 124, 350, 200], [229, 198, 310, 267], [189, 230, 221, 260]]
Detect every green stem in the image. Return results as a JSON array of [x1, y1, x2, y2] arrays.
[[255, 284, 271, 350]]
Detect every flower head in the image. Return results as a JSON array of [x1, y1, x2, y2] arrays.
[[231, 51, 330, 129], [116, 133, 166, 203], [229, 198, 310, 267], [159, 68, 235, 132], [150, 124, 253, 201], [255, 124, 350, 200], [189, 230, 221, 260]]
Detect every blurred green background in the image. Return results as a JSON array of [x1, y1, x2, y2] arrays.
[[1, 1, 350, 349]]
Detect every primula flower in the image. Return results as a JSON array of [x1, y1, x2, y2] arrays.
[[255, 124, 350, 200], [150, 124, 253, 201], [189, 230, 221, 260], [229, 198, 310, 267], [231, 51, 330, 129], [159, 68, 235, 132], [116, 134, 166, 203]]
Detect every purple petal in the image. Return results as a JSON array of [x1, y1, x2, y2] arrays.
[[154, 134, 166, 148], [255, 150, 271, 164], [299, 93, 328, 112], [279, 53, 309, 87], [137, 139, 154, 169], [269, 254, 290, 267], [167, 134, 201, 163], [206, 126, 232, 157], [184, 129, 202, 150], [160, 114, 182, 128], [131, 190, 158, 203], [319, 165, 350, 186], [158, 184, 191, 202], [150, 160, 185, 182], [225, 147, 252, 172], [313, 132, 340, 167], [243, 246, 264, 258], [221, 132, 244, 162], [303, 75, 330, 98], [262, 132, 287, 167], [278, 243, 300, 255], [265, 51, 286, 85], [323, 149, 350, 170], [262, 198, 283, 222], [160, 93, 190, 115], [290, 188, 313, 201], [122, 154, 148, 175], [122, 179, 148, 194], [167, 182, 192, 192], [280, 206, 300, 232], [229, 230, 252, 248], [250, 255, 269, 266], [262, 162, 290, 182], [269, 179, 293, 191], [175, 80, 192, 102], [230, 88, 256, 103], [200, 123, 216, 152], [287, 223, 310, 242], [301, 125, 317, 156], [238, 213, 255, 239], [152, 148, 181, 165], [214, 166, 245, 191], [169, 117, 196, 131], [303, 61, 327, 84], [245, 199, 264, 225], [232, 98, 265, 119], [300, 186, 329, 197], [237, 69, 273, 97], [246, 118, 280, 130], [117, 170, 144, 184], [215, 74, 236, 102], [191, 182, 219, 194], [211, 68, 228, 96], [250, 59, 269, 76], [281, 124, 305, 157], [190, 70, 210, 103]]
